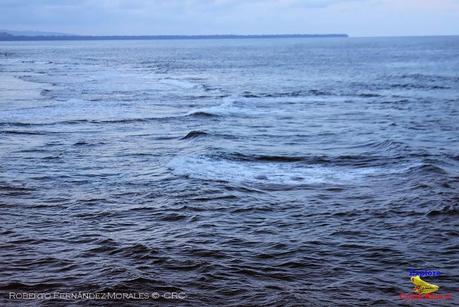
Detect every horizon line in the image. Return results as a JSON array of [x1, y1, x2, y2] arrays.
[[1, 32, 458, 42], [0, 32, 349, 41]]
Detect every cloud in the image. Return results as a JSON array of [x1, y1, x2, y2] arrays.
[[0, 0, 458, 36]]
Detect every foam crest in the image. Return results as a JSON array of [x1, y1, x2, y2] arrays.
[[167, 155, 379, 186], [0, 75, 46, 102], [160, 78, 199, 89]]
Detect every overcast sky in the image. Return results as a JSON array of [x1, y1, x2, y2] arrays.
[[1, 0, 458, 37]]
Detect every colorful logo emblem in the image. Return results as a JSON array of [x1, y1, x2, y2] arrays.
[[411, 275, 439, 294], [400, 268, 453, 300]]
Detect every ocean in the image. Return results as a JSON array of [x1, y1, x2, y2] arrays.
[[0, 37, 458, 306]]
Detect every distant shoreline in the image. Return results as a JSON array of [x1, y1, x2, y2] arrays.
[[0, 34, 348, 41]]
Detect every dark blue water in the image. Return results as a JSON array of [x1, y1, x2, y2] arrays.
[[0, 37, 458, 306]]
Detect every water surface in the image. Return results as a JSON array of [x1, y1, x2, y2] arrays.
[[0, 37, 458, 306]]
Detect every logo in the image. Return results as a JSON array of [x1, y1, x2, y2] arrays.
[[411, 275, 438, 294], [399, 268, 453, 300]]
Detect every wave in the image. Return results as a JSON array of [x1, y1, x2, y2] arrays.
[[427, 204, 459, 217], [0, 183, 34, 196], [227, 153, 310, 163], [185, 111, 220, 118], [184, 97, 300, 119], [167, 155, 382, 187], [183, 94, 370, 120], [397, 73, 459, 83], [212, 151, 422, 169], [0, 75, 47, 101], [0, 282, 65, 291], [73, 140, 105, 146], [241, 89, 332, 98], [240, 90, 386, 100], [0, 122, 39, 127], [185, 98, 236, 117], [356, 93, 382, 98], [159, 78, 200, 89], [223, 152, 386, 166], [0, 116, 181, 127], [406, 162, 448, 175], [0, 130, 49, 135], [181, 131, 208, 139], [338, 139, 411, 155], [390, 83, 450, 90]]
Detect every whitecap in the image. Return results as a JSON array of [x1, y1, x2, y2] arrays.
[[186, 97, 236, 116], [0, 75, 46, 102], [167, 155, 380, 186], [160, 78, 199, 89]]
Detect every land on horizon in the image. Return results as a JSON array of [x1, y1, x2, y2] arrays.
[[0, 30, 348, 41]]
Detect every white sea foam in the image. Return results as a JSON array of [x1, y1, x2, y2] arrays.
[[187, 97, 236, 116], [186, 95, 359, 119], [167, 155, 379, 186], [159, 78, 199, 89], [0, 75, 46, 102], [187, 96, 302, 118]]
